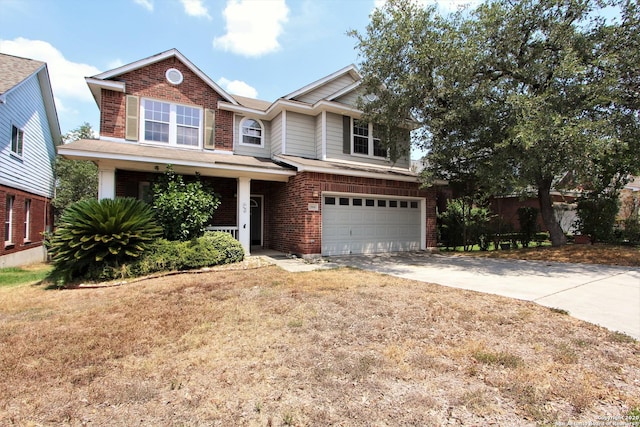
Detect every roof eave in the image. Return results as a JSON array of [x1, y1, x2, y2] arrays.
[[87, 48, 238, 105]]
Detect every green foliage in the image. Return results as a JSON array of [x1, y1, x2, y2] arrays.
[[438, 198, 492, 251], [152, 166, 221, 241], [127, 232, 245, 278], [52, 123, 98, 223], [517, 207, 539, 248], [353, 0, 640, 246], [0, 266, 52, 287], [48, 198, 162, 282], [574, 195, 619, 244]]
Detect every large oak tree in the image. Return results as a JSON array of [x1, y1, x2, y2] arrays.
[[352, 0, 640, 246]]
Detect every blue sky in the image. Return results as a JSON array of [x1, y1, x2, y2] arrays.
[[0, 0, 478, 137]]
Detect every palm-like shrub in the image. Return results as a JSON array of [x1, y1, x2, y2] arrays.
[[49, 197, 162, 282]]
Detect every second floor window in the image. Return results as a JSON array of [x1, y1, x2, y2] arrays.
[[11, 125, 24, 156], [141, 99, 201, 148], [352, 119, 386, 159], [240, 118, 264, 147]]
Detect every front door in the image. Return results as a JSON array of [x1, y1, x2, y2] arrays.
[[250, 196, 263, 247]]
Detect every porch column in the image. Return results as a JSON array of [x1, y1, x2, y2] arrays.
[[237, 176, 251, 255], [98, 166, 116, 200]]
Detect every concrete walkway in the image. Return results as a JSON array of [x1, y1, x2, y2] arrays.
[[260, 250, 640, 340]]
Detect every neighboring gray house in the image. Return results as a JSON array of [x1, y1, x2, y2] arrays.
[[0, 53, 60, 267]]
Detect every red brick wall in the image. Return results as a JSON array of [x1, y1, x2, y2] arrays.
[[99, 56, 234, 151], [269, 172, 437, 255], [0, 185, 52, 257]]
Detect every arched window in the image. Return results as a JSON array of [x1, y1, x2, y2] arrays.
[[240, 117, 264, 147]]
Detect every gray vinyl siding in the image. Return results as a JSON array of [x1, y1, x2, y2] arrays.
[[335, 91, 360, 108], [295, 74, 357, 105], [0, 75, 56, 198], [324, 112, 411, 168], [233, 114, 272, 158], [284, 112, 316, 158], [315, 114, 323, 159], [270, 112, 283, 155]]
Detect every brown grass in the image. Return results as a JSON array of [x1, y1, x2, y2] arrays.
[[451, 243, 640, 267], [1, 264, 639, 426]]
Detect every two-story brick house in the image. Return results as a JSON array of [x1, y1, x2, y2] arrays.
[[1, 53, 60, 267], [57, 49, 437, 257]]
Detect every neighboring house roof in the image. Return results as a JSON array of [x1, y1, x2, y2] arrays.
[[0, 54, 43, 94], [57, 139, 296, 181], [85, 48, 238, 107], [0, 52, 62, 145]]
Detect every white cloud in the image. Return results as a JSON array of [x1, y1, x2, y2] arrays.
[[0, 38, 100, 103], [213, 0, 289, 57], [180, 0, 211, 19], [107, 58, 125, 69], [218, 77, 258, 98], [134, 0, 153, 11], [374, 0, 482, 13]]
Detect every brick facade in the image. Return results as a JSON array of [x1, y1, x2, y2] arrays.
[[99, 57, 234, 151], [269, 172, 438, 255], [113, 171, 438, 255], [0, 184, 52, 258]]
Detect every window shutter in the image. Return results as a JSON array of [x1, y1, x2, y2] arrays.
[[342, 115, 351, 154], [125, 95, 139, 141], [204, 108, 215, 150]]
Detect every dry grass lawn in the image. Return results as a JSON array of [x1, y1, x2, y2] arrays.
[[451, 243, 640, 267], [1, 257, 639, 426]]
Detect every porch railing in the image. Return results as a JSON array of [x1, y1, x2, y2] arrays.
[[205, 226, 239, 240]]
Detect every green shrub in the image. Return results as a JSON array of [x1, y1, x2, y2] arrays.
[[438, 198, 492, 251], [128, 232, 244, 278], [48, 198, 162, 283], [517, 206, 539, 248], [152, 166, 221, 241], [574, 194, 619, 243]]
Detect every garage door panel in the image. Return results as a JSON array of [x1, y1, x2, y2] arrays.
[[322, 195, 422, 256]]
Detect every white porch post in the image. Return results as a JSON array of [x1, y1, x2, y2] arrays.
[[237, 176, 251, 255], [98, 166, 116, 200]]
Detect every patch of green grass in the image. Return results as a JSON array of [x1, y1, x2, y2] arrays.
[[0, 265, 52, 287]]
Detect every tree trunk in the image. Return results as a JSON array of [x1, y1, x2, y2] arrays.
[[537, 178, 567, 247]]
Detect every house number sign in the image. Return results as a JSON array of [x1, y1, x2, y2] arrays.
[[308, 203, 319, 211]]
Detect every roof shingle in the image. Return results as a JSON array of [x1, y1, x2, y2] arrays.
[[0, 53, 44, 94]]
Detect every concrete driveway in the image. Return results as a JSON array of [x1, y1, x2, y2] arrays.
[[327, 252, 640, 340]]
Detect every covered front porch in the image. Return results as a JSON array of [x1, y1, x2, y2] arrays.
[[57, 139, 296, 255]]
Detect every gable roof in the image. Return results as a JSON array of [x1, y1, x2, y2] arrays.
[[0, 53, 45, 94], [284, 64, 362, 101], [85, 48, 238, 107], [0, 53, 62, 145]]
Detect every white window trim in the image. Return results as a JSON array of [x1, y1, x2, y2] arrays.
[[139, 98, 203, 149], [5, 195, 14, 246], [351, 118, 387, 160], [10, 124, 24, 158], [239, 117, 265, 148]]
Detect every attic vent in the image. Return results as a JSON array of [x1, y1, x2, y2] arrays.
[[165, 68, 183, 85]]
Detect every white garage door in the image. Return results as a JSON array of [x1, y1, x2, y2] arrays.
[[322, 194, 422, 256]]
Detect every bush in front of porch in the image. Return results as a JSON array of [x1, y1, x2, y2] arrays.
[[151, 166, 221, 241]]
